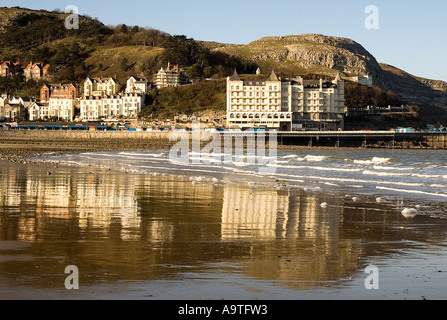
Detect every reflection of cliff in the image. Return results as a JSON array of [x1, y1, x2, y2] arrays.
[[221, 184, 362, 290]]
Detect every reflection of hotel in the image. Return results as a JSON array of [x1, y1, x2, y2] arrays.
[[221, 185, 289, 239], [220, 183, 350, 243], [220, 183, 362, 290], [76, 173, 140, 239]]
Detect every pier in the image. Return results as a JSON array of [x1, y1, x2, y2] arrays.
[[221, 130, 447, 149], [0, 127, 446, 150]]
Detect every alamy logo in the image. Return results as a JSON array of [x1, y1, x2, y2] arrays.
[[364, 265, 379, 290], [64, 5, 79, 30], [169, 122, 278, 174], [64, 265, 79, 290], [364, 5, 380, 30]]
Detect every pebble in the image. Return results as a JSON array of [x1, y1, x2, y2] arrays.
[[402, 208, 418, 218]]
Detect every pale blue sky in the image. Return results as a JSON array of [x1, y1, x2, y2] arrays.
[[4, 0, 447, 81]]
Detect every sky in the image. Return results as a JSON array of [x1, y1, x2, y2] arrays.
[[3, 0, 447, 81]]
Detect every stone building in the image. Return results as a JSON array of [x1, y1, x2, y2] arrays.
[[155, 63, 188, 88], [349, 74, 373, 88]]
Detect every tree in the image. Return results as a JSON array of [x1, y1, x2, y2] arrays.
[[186, 64, 204, 81], [162, 35, 210, 67], [203, 66, 214, 78], [29, 46, 53, 64], [120, 24, 128, 33]]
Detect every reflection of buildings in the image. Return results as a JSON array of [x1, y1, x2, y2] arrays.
[[221, 185, 290, 239], [221, 184, 340, 241], [0, 166, 141, 241], [0, 167, 221, 243], [221, 184, 362, 290], [76, 173, 140, 239], [0, 166, 363, 291]]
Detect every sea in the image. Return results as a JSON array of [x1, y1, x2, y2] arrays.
[[1, 148, 447, 301]]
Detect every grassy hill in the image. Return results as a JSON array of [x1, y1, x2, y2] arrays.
[[141, 79, 226, 120], [0, 6, 252, 96], [84, 46, 165, 82]]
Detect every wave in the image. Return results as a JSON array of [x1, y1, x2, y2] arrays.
[[363, 170, 444, 179], [376, 186, 447, 199], [362, 170, 409, 177], [373, 165, 415, 171], [353, 157, 391, 165], [271, 171, 425, 188], [118, 152, 165, 158], [273, 163, 362, 173], [297, 155, 330, 162]]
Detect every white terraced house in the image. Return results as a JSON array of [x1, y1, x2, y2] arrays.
[[80, 93, 144, 121]]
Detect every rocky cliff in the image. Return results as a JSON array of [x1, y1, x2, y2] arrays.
[[211, 34, 447, 116]]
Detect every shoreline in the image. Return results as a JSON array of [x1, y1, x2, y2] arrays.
[[0, 130, 445, 164]]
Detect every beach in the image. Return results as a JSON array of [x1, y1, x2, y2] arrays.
[[1, 130, 447, 301], [0, 130, 175, 163]]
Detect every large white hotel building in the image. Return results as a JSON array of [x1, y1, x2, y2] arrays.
[[226, 70, 345, 131]]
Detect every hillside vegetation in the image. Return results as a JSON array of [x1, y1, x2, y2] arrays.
[[141, 79, 226, 120], [1, 7, 446, 125], [0, 7, 255, 91]]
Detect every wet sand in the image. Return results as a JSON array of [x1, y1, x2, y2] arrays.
[[0, 130, 367, 167], [1, 131, 447, 301], [0, 130, 175, 163]]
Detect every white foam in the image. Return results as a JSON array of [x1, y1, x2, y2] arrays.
[[354, 157, 391, 165], [303, 155, 330, 162], [373, 165, 414, 171], [119, 152, 164, 158], [362, 170, 408, 177], [273, 164, 362, 173], [376, 186, 447, 198], [364, 170, 443, 180]]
